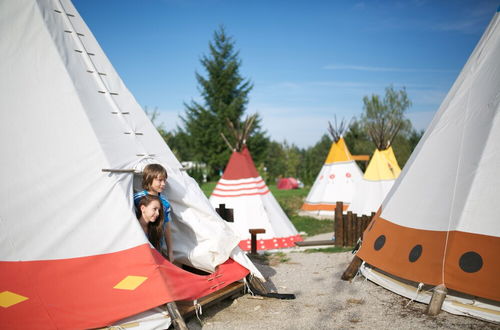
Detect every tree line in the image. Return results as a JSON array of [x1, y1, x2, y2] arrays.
[[150, 26, 424, 185]]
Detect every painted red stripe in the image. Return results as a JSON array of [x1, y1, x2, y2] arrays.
[[214, 184, 268, 193], [238, 234, 303, 251], [216, 179, 264, 187], [211, 189, 270, 198]]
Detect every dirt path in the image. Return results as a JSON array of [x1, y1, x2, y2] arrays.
[[186, 247, 496, 329]]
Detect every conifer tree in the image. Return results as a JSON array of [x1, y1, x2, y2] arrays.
[[180, 26, 267, 177]]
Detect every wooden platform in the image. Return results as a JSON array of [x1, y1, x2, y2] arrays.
[[294, 240, 335, 247], [176, 281, 246, 318]]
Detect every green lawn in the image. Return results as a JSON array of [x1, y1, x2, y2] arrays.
[[200, 181, 333, 237]]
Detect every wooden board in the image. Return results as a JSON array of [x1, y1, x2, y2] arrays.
[[176, 281, 245, 318], [294, 240, 335, 247]]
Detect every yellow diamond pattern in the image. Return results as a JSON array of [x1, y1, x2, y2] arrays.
[[0, 291, 29, 308], [113, 276, 148, 290]]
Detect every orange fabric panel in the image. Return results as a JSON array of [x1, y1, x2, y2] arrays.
[[301, 203, 349, 211], [357, 217, 500, 302], [0, 244, 249, 330]]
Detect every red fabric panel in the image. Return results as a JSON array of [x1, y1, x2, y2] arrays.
[[0, 244, 249, 330]]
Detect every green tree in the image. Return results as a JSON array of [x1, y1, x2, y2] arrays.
[[361, 85, 412, 150], [180, 26, 267, 176], [349, 85, 424, 168], [298, 134, 331, 185]]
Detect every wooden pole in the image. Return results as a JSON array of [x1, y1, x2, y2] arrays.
[[361, 215, 368, 238], [334, 202, 343, 246], [346, 211, 353, 246], [165, 302, 188, 330], [352, 213, 360, 243], [342, 213, 348, 247], [427, 284, 447, 316], [249, 229, 266, 254], [341, 255, 363, 281]]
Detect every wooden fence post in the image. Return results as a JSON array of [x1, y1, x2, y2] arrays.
[[346, 211, 353, 246], [334, 202, 344, 246]]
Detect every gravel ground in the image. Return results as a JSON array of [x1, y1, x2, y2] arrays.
[[186, 234, 497, 329]]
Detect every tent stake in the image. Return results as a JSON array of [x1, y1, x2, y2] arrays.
[[165, 302, 188, 330], [426, 284, 447, 316], [341, 255, 363, 281]]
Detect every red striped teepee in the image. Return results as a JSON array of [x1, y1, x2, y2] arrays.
[[210, 145, 303, 250]]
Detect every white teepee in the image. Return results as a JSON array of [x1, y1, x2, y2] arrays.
[[355, 8, 500, 322], [0, 1, 260, 329], [209, 146, 302, 250], [301, 130, 363, 216]]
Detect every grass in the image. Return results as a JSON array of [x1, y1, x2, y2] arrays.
[[200, 180, 333, 238]]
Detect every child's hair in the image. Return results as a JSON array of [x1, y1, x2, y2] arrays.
[[136, 194, 164, 252], [142, 164, 168, 190]]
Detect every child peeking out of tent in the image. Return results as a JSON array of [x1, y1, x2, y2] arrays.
[[134, 164, 174, 261], [135, 194, 164, 252]]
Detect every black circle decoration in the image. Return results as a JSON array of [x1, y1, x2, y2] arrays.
[[459, 251, 483, 273], [374, 235, 386, 251], [408, 245, 422, 262]]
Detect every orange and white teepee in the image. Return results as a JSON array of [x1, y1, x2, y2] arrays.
[[301, 121, 363, 215], [0, 1, 260, 329], [355, 8, 500, 322]]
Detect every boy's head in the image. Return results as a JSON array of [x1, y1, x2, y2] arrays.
[[142, 164, 168, 193]]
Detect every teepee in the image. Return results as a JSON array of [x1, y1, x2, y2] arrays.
[[301, 119, 363, 215], [0, 1, 261, 329], [353, 8, 500, 322], [209, 117, 302, 251], [349, 124, 402, 216]]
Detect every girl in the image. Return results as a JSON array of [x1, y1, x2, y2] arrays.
[[133, 163, 173, 261], [136, 194, 164, 253]]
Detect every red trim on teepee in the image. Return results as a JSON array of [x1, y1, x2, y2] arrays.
[[222, 146, 260, 180], [0, 244, 248, 330], [216, 178, 265, 187], [239, 235, 303, 251]]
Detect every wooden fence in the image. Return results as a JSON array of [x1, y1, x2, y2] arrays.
[[334, 201, 375, 247]]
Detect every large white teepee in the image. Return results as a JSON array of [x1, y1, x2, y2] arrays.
[[210, 146, 303, 250], [349, 147, 401, 216], [0, 1, 261, 329], [356, 8, 500, 322], [301, 136, 363, 215]]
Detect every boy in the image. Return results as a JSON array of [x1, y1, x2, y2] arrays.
[[134, 164, 173, 261]]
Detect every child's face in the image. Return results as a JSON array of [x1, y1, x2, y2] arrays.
[[150, 175, 167, 194], [141, 200, 161, 223]]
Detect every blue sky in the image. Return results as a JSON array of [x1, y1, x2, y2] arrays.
[[73, 0, 499, 148]]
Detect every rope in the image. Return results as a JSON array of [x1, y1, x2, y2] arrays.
[[194, 299, 203, 325], [405, 282, 424, 307]]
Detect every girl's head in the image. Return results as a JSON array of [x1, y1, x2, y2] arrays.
[[136, 194, 164, 251], [142, 164, 168, 194]]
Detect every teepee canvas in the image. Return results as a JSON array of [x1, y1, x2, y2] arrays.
[[210, 145, 302, 251], [354, 8, 500, 322], [349, 146, 401, 216], [301, 121, 363, 215], [0, 1, 261, 329]]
